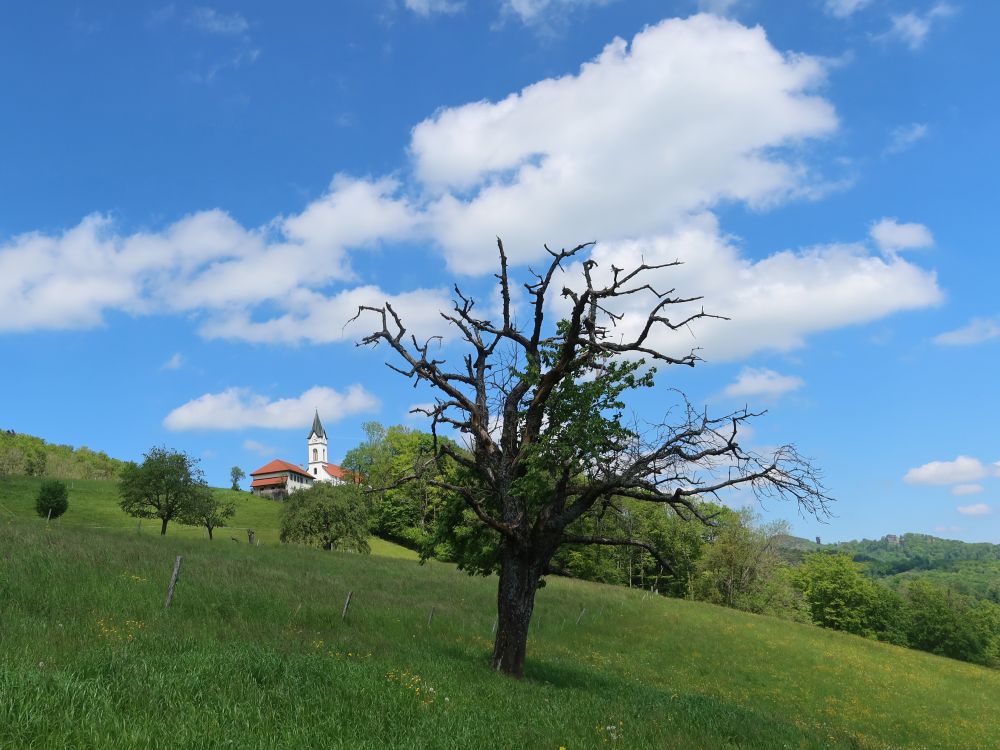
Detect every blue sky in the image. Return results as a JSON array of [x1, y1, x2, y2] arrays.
[[2, 0, 997, 543]]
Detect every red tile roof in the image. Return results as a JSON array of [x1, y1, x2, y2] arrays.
[[325, 463, 361, 483], [250, 459, 312, 478], [250, 476, 287, 488]]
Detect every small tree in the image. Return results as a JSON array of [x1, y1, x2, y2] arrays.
[[280, 483, 370, 553], [184, 487, 236, 540], [230, 466, 246, 491], [118, 446, 207, 535], [35, 479, 69, 520]]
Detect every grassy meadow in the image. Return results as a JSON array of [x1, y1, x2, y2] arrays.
[[0, 474, 414, 558], [2, 511, 999, 749]]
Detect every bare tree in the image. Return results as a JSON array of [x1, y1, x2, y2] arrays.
[[354, 240, 830, 678]]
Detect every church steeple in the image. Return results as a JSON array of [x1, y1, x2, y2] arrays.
[[307, 410, 328, 477], [308, 410, 326, 440]]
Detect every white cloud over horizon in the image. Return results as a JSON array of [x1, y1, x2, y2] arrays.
[[904, 455, 993, 486], [956, 502, 992, 517], [164, 385, 380, 431]]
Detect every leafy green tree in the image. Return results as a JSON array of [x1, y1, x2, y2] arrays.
[[230, 466, 246, 491], [183, 488, 236, 540], [903, 580, 1000, 665], [279, 483, 370, 553], [692, 511, 807, 620], [118, 446, 208, 535], [343, 422, 463, 551], [35, 479, 69, 520], [355, 240, 830, 677], [795, 553, 908, 644]]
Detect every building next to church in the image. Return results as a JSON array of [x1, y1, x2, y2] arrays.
[[249, 411, 356, 499]]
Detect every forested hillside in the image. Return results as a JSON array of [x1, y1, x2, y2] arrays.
[[0, 430, 124, 480]]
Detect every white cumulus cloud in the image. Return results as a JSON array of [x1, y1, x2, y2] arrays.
[[413, 15, 837, 273], [956, 503, 992, 517], [164, 385, 380, 431], [904, 456, 989, 486], [869, 218, 934, 255], [722, 367, 804, 399], [551, 216, 941, 361]]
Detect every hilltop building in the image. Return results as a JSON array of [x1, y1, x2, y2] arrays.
[[249, 411, 355, 499]]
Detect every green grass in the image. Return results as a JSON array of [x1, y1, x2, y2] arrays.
[[0, 475, 416, 558], [1, 517, 998, 749]]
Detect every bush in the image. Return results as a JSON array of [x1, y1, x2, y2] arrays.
[[35, 480, 68, 520]]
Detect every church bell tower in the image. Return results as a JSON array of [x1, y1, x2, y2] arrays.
[[307, 410, 328, 478]]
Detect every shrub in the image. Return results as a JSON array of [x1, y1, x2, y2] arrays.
[[35, 480, 69, 520]]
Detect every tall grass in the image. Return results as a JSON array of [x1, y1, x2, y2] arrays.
[[2, 516, 998, 749]]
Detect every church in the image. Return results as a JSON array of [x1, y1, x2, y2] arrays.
[[249, 411, 356, 499]]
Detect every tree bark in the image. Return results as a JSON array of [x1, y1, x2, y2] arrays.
[[160, 517, 168, 536], [207, 526, 213, 540], [492, 549, 546, 678]]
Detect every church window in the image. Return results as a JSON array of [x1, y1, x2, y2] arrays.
[[313, 448, 318, 461]]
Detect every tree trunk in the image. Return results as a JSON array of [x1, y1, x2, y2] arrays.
[[207, 526, 213, 540], [492, 550, 545, 678], [160, 517, 168, 536]]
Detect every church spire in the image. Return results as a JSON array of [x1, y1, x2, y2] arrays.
[[308, 409, 326, 440]]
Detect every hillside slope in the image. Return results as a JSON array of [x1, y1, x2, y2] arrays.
[[0, 475, 415, 558], [2, 518, 998, 749]]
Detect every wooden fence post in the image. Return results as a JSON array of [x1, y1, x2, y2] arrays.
[[164, 556, 183, 609], [341, 591, 353, 621]]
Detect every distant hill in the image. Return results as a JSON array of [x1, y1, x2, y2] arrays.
[[777, 531, 1000, 603], [833, 533, 1000, 603], [0, 430, 125, 480]]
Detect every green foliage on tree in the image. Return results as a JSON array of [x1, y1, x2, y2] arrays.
[[343, 422, 463, 553], [183, 488, 236, 541], [795, 553, 908, 645], [230, 466, 246, 491], [34, 479, 69, 520], [279, 483, 370, 553], [0, 430, 122, 479], [902, 580, 1000, 666], [118, 446, 208, 536], [692, 511, 809, 621]]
